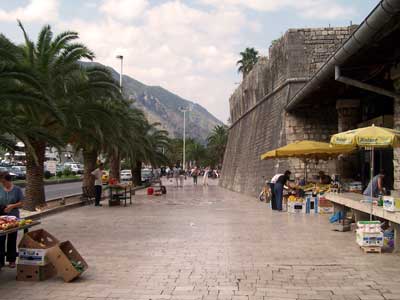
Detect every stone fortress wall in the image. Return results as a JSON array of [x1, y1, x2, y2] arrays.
[[221, 26, 356, 196]]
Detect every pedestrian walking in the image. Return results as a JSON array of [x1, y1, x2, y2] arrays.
[[0, 172, 24, 270], [269, 173, 283, 210], [91, 163, 104, 207], [203, 167, 210, 186], [179, 168, 185, 187], [274, 170, 294, 211], [191, 166, 199, 185], [173, 166, 180, 187]]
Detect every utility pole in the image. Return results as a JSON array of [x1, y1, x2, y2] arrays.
[[116, 55, 123, 90]]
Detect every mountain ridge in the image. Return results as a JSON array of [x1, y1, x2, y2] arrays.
[[102, 64, 223, 142]]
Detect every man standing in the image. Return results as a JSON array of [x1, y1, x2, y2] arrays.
[[91, 163, 104, 207], [270, 173, 283, 210], [274, 170, 294, 211]]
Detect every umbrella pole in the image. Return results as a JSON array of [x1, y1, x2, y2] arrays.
[[370, 147, 374, 221], [304, 159, 308, 184]]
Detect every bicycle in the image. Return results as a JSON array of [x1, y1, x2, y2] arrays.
[[258, 176, 272, 202]]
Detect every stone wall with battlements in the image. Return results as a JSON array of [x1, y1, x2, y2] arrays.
[[221, 26, 355, 196]]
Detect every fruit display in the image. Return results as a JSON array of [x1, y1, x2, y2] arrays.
[[0, 216, 33, 231]]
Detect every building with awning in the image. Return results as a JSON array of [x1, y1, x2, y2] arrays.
[[221, 0, 400, 196]]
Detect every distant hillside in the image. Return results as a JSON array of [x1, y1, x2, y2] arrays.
[[85, 62, 223, 142]]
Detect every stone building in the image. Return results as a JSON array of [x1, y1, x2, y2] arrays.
[[221, 0, 400, 196]]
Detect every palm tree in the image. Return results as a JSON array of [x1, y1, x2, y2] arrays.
[[123, 121, 170, 186], [0, 22, 95, 210], [186, 139, 206, 166], [61, 66, 122, 188], [237, 47, 259, 78], [207, 125, 228, 167]]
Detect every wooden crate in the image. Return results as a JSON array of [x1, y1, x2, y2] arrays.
[[360, 246, 382, 254]]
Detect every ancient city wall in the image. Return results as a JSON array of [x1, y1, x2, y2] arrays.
[[221, 27, 355, 196]]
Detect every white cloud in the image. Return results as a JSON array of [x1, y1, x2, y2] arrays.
[[58, 1, 248, 121], [99, 0, 148, 21], [0, 0, 59, 22], [200, 0, 355, 20]]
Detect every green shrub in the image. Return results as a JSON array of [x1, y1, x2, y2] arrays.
[[63, 167, 72, 177], [56, 171, 63, 178], [44, 170, 52, 179]]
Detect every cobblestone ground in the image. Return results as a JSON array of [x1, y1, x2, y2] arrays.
[[1, 179, 400, 300]]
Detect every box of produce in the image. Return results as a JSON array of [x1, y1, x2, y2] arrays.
[[47, 240, 88, 282], [18, 229, 59, 249], [16, 263, 56, 281], [18, 248, 48, 266], [356, 231, 383, 247]]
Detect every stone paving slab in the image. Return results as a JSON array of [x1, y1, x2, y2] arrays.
[[0, 179, 400, 300]]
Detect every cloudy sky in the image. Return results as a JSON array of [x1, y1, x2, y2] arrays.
[[0, 0, 378, 122]]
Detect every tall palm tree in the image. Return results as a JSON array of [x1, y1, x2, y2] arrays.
[[207, 125, 228, 167], [186, 139, 206, 166], [0, 22, 95, 210], [237, 47, 259, 78], [61, 66, 122, 188]]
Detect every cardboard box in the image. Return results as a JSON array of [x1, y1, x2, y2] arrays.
[[18, 248, 48, 266], [47, 241, 88, 282], [356, 231, 383, 247], [16, 263, 56, 281], [19, 229, 59, 249]]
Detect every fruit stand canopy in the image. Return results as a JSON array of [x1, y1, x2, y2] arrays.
[[260, 140, 355, 160]]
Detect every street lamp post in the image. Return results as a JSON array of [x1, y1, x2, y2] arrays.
[[179, 107, 190, 170], [116, 55, 123, 90]]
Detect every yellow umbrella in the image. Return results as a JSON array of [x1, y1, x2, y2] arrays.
[[260, 140, 355, 183], [330, 124, 400, 220], [330, 125, 400, 147], [260, 140, 354, 160]]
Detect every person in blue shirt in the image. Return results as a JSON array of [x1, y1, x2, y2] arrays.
[[0, 173, 24, 269]]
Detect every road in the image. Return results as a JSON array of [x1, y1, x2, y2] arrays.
[[21, 181, 83, 201]]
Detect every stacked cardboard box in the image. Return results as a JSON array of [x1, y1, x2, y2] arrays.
[[17, 229, 88, 282], [17, 229, 59, 281]]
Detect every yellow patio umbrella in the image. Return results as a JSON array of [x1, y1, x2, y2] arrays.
[[260, 140, 355, 182], [330, 124, 400, 220], [260, 140, 355, 160]]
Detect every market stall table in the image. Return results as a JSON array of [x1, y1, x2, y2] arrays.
[[108, 184, 132, 207], [325, 192, 400, 252], [0, 220, 41, 237]]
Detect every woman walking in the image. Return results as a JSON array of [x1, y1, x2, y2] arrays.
[[0, 173, 24, 270], [203, 167, 210, 186]]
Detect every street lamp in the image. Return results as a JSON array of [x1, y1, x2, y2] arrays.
[[179, 106, 191, 170], [116, 55, 123, 90]]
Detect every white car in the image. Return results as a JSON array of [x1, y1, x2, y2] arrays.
[[120, 169, 132, 181], [64, 162, 83, 174]]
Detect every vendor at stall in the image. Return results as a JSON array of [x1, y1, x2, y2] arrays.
[[363, 169, 385, 198], [318, 171, 332, 184], [0, 172, 24, 269], [274, 170, 296, 211]]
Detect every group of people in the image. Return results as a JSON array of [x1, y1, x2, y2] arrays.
[[166, 165, 219, 187], [0, 172, 24, 270]]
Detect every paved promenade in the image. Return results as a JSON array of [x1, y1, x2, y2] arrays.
[[1, 179, 400, 300]]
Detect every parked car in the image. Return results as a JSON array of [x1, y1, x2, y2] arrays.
[[141, 168, 153, 183], [0, 167, 16, 180], [63, 162, 83, 174], [102, 170, 109, 185], [10, 166, 26, 180], [120, 169, 132, 181]]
